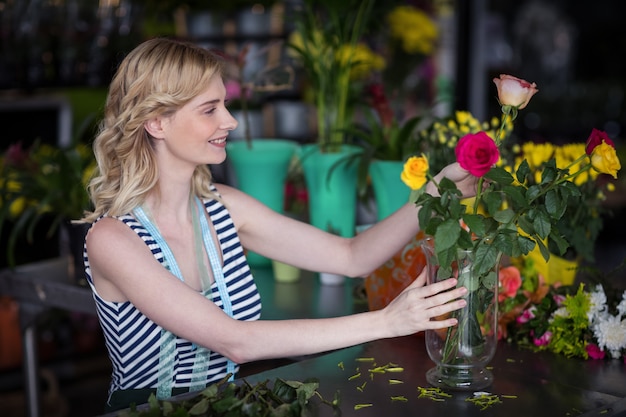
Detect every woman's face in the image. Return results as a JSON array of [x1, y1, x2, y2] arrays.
[[156, 76, 238, 168]]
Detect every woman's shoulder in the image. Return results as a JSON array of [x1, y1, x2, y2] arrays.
[[86, 215, 142, 250]]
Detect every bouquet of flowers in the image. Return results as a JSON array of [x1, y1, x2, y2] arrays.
[[401, 74, 622, 378], [498, 257, 626, 361]]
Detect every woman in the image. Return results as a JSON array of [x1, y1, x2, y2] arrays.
[[83, 38, 475, 412]]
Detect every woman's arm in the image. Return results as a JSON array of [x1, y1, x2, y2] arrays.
[[87, 220, 467, 363], [220, 162, 479, 278]]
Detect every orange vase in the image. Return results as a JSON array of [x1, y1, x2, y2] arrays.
[[364, 232, 426, 311]]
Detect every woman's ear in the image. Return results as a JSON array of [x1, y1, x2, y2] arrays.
[[144, 116, 166, 139]]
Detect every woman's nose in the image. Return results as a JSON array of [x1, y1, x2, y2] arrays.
[[223, 109, 239, 131]]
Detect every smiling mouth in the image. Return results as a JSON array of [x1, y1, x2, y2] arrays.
[[210, 138, 226, 144]]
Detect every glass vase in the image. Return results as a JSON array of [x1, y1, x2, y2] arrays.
[[421, 238, 500, 391]]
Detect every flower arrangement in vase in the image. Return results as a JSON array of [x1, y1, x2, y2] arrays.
[[401, 74, 621, 390]]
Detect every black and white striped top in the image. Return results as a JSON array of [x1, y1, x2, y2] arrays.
[[85, 191, 262, 401]]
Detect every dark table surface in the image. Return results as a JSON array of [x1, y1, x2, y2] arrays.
[[242, 334, 626, 416], [4, 258, 626, 417]]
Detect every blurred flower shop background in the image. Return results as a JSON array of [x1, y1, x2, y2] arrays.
[[1, 0, 626, 415]]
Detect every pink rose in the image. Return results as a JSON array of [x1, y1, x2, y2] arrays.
[[516, 306, 536, 324], [533, 331, 552, 347], [498, 266, 522, 302], [455, 132, 500, 177], [585, 128, 615, 155], [553, 294, 566, 306], [492, 74, 538, 109], [585, 344, 606, 360]]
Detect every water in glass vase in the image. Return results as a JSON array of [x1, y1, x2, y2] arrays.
[[421, 238, 500, 390]]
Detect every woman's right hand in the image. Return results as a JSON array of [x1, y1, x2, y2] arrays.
[[382, 268, 468, 337]]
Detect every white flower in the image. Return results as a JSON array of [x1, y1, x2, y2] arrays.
[[617, 290, 626, 318], [588, 285, 607, 322], [593, 315, 626, 359], [551, 307, 569, 319]]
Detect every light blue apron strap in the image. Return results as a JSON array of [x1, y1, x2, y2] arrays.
[[133, 206, 182, 399], [195, 197, 236, 379]]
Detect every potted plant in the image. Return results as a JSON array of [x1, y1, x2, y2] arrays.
[[0, 140, 95, 282], [350, 82, 429, 221], [287, 0, 381, 152], [287, 0, 383, 237]]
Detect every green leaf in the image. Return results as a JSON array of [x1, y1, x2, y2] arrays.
[[188, 398, 209, 415], [458, 229, 475, 249], [549, 231, 570, 256], [434, 219, 461, 251], [540, 160, 558, 184], [533, 209, 551, 239], [515, 160, 530, 183], [481, 270, 498, 289], [437, 246, 458, 274], [474, 243, 499, 276], [502, 184, 528, 210], [493, 208, 515, 224], [462, 213, 485, 236], [526, 184, 542, 202], [482, 190, 504, 215], [516, 235, 536, 255], [535, 238, 551, 262], [493, 232, 514, 257], [484, 166, 514, 185], [544, 189, 564, 218]]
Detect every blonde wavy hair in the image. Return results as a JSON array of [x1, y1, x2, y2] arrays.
[[83, 38, 224, 223]]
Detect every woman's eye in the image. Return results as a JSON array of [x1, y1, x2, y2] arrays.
[[204, 108, 217, 115]]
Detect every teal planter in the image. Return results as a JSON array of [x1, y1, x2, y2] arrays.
[[227, 139, 299, 266], [299, 144, 361, 237], [369, 160, 409, 221]]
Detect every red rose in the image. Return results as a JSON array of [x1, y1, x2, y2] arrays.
[[585, 128, 615, 155], [455, 132, 500, 177]]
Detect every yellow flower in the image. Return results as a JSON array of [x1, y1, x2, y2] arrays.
[[590, 142, 621, 179], [522, 142, 554, 169], [401, 155, 429, 190], [336, 43, 385, 80], [9, 197, 26, 218], [387, 5, 438, 55], [455, 110, 473, 125]]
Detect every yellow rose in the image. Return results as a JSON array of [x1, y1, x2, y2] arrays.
[[401, 155, 429, 190], [590, 142, 621, 179]]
